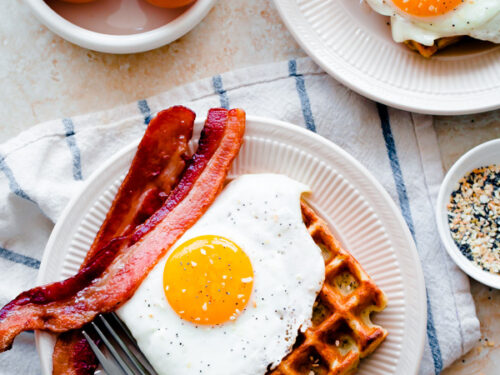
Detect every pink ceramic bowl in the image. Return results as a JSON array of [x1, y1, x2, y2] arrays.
[[26, 0, 217, 53]]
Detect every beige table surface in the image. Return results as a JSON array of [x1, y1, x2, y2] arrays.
[[1, 0, 499, 373]]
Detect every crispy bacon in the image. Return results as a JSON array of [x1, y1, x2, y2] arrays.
[[84, 105, 195, 263], [52, 328, 100, 375], [130, 107, 227, 243], [0, 108, 245, 354], [52, 106, 195, 375]]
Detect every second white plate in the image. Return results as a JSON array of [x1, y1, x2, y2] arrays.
[[35, 116, 426, 374], [273, 0, 500, 115]]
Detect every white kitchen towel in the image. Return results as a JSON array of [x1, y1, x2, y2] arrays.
[[0, 57, 479, 375]]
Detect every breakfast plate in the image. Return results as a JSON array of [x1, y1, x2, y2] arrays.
[[35, 116, 426, 374], [273, 0, 500, 115]]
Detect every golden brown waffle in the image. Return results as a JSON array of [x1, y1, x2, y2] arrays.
[[404, 36, 463, 58], [269, 202, 388, 375]]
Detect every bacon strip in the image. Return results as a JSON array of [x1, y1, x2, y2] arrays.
[[1, 109, 228, 311], [85, 105, 195, 263], [130, 107, 228, 243], [52, 329, 100, 375], [0, 108, 246, 353], [52, 106, 195, 375]]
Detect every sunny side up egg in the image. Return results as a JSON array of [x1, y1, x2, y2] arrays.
[[116, 174, 325, 375], [365, 0, 500, 46]]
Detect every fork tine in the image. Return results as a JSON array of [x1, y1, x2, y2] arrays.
[[99, 315, 148, 375], [91, 321, 136, 375], [110, 313, 137, 343], [110, 313, 160, 375], [82, 330, 125, 375]]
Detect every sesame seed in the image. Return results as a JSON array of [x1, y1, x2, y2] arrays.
[[447, 164, 499, 274]]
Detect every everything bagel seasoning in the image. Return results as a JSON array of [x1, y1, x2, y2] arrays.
[[447, 164, 499, 274]]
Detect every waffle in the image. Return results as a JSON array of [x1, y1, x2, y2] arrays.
[[269, 202, 388, 375], [404, 36, 463, 58]]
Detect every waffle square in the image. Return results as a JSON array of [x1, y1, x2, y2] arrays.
[[269, 202, 388, 375], [404, 36, 463, 58]]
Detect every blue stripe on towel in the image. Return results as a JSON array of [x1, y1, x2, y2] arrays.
[[212, 75, 229, 109], [376, 105, 415, 237], [138, 99, 152, 125], [288, 59, 316, 132], [377, 103, 443, 374], [0, 154, 36, 204], [426, 294, 443, 373], [0, 247, 40, 269], [62, 119, 83, 181]]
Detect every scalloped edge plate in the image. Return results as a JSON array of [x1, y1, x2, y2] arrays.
[[273, 0, 500, 115], [35, 116, 426, 374]]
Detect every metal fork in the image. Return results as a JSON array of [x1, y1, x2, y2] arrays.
[[82, 313, 159, 375]]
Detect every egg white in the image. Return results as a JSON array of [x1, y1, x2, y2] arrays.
[[116, 174, 325, 375], [365, 0, 500, 46]]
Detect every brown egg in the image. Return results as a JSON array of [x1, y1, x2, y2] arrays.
[[59, 0, 99, 3], [144, 0, 196, 9]]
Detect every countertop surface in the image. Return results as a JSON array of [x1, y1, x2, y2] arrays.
[[1, 0, 499, 373]]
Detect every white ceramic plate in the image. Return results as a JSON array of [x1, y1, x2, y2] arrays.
[[36, 116, 426, 374], [273, 0, 500, 115], [26, 0, 216, 54], [436, 139, 500, 289]]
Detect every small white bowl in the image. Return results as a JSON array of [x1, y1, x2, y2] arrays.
[[436, 139, 500, 289], [25, 0, 217, 54]]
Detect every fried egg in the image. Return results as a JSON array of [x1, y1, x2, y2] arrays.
[[365, 0, 500, 46], [116, 174, 325, 375]]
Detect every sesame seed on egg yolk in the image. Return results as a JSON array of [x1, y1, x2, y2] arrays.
[[163, 235, 254, 325], [392, 0, 464, 17]]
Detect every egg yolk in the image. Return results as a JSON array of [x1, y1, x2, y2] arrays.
[[163, 235, 254, 325], [392, 0, 463, 17]]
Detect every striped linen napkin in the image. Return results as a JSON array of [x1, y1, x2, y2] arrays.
[[0, 57, 479, 375]]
